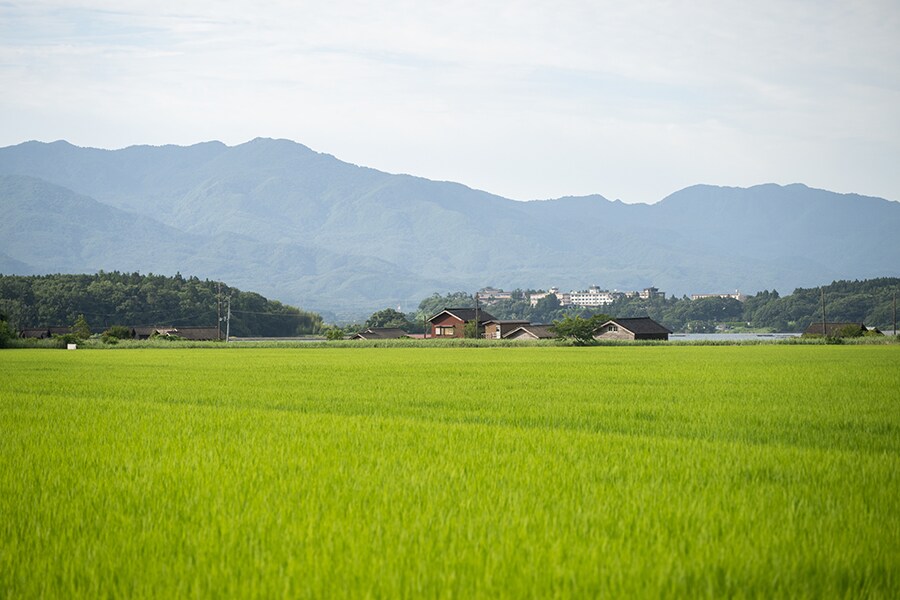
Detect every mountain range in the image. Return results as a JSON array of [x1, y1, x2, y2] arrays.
[[1, 138, 898, 320]]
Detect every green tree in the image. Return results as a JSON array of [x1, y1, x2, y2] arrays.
[[101, 325, 133, 344], [552, 313, 610, 344], [323, 326, 346, 340], [71, 314, 92, 340], [0, 317, 13, 348], [463, 320, 483, 339], [365, 308, 413, 330]]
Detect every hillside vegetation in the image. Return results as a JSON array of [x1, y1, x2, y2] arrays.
[[0, 272, 323, 337]]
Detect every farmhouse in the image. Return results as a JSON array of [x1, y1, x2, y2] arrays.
[[171, 326, 219, 341], [593, 317, 672, 341], [132, 326, 174, 340], [348, 327, 409, 340], [503, 324, 556, 340], [428, 308, 496, 338], [482, 319, 530, 339], [18, 327, 70, 339], [131, 326, 219, 340]]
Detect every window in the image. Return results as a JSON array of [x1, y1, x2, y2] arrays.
[[435, 326, 456, 336]]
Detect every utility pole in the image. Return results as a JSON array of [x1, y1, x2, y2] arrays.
[[893, 291, 897, 337], [821, 287, 827, 337], [216, 282, 222, 341], [474, 291, 479, 339], [225, 296, 231, 343]]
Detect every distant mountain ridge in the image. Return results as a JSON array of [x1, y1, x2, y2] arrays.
[[1, 138, 898, 319]]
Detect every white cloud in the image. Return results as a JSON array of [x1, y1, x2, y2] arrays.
[[1, 0, 899, 202]]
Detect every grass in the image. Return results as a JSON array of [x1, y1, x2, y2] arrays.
[[1, 345, 898, 597]]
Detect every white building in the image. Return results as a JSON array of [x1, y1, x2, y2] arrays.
[[529, 287, 571, 307], [569, 286, 624, 307], [691, 290, 747, 302]]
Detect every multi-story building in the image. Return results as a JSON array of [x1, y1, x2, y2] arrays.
[[477, 287, 513, 303], [529, 287, 571, 307], [570, 286, 624, 307], [638, 287, 665, 300]]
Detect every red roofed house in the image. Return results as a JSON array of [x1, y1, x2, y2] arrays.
[[427, 308, 496, 339]]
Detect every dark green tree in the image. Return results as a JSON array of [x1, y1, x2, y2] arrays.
[[365, 308, 413, 330], [71, 314, 92, 340], [552, 313, 610, 344]]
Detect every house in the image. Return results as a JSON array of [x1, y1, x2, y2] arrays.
[[131, 326, 219, 340], [481, 319, 530, 340], [171, 326, 220, 341], [803, 322, 868, 337], [428, 308, 496, 338], [348, 327, 409, 340], [18, 327, 70, 339], [132, 326, 174, 340], [593, 317, 672, 341], [503, 324, 556, 340]]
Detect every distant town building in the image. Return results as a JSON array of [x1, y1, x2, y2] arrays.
[[531, 285, 664, 308], [691, 290, 747, 302], [477, 287, 513, 303], [529, 287, 571, 307]]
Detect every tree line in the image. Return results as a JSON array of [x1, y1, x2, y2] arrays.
[[0, 272, 324, 337], [347, 278, 899, 334]]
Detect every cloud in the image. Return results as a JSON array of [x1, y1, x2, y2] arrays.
[[1, 0, 899, 202]]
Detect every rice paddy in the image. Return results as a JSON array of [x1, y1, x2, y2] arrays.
[[1, 345, 898, 597]]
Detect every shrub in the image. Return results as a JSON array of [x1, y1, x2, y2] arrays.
[[102, 325, 133, 344], [0, 320, 14, 348]]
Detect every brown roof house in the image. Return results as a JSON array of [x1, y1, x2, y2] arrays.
[[171, 326, 220, 341], [503, 324, 556, 341], [348, 327, 410, 340], [428, 308, 496, 339], [19, 327, 71, 339], [593, 317, 672, 341], [482, 319, 530, 340], [134, 326, 219, 340]]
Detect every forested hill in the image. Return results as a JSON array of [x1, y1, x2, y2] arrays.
[[0, 272, 323, 337], [1, 139, 899, 319]]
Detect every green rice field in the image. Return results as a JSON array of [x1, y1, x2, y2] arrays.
[[1, 345, 898, 597]]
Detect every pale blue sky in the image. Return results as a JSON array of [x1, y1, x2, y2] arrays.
[[1, 1, 898, 203]]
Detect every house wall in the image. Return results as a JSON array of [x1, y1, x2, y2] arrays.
[[505, 330, 537, 340], [484, 322, 528, 339], [594, 328, 637, 341], [594, 328, 669, 341], [431, 314, 465, 338]]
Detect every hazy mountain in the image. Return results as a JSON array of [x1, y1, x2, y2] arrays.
[[1, 139, 898, 318]]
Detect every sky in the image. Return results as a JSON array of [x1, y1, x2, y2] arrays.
[[1, 1, 899, 203]]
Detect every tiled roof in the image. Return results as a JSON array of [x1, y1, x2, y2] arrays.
[[351, 327, 409, 340], [603, 317, 672, 335], [504, 324, 556, 339], [428, 308, 497, 323]]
